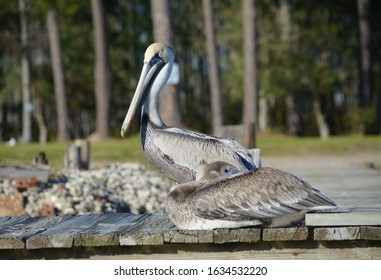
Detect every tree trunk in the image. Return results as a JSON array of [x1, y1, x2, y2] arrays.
[[357, 0, 371, 107], [91, 0, 110, 139], [242, 0, 258, 148], [33, 99, 48, 145], [258, 94, 268, 131], [150, 0, 182, 127], [47, 9, 69, 141], [285, 94, 301, 135], [0, 103, 2, 141], [313, 98, 329, 140], [202, 0, 223, 134], [19, 0, 32, 143], [376, 62, 381, 134], [279, 0, 301, 136], [258, 37, 270, 132]]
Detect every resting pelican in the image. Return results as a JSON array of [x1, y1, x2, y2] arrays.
[[195, 160, 239, 181], [121, 43, 255, 183], [165, 161, 336, 230]]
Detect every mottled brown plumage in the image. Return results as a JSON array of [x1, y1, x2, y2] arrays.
[[165, 161, 336, 230]]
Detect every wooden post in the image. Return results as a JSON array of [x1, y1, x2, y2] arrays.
[[64, 139, 90, 170], [32, 152, 48, 165], [249, 148, 261, 167], [64, 144, 80, 169], [74, 139, 90, 170], [243, 122, 256, 148], [215, 124, 256, 148], [215, 124, 260, 166]]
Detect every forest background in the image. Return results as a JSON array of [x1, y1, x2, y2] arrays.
[[0, 0, 380, 147]]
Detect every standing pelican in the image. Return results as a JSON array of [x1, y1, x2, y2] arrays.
[[121, 43, 255, 183], [165, 161, 336, 230]]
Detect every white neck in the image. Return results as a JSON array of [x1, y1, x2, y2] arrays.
[[143, 62, 173, 128]]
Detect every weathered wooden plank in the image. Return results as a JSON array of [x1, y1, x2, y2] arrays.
[[0, 216, 68, 249], [213, 228, 261, 244], [0, 235, 25, 249], [263, 227, 309, 241], [164, 229, 213, 244], [118, 213, 173, 246], [314, 227, 361, 241], [360, 226, 381, 240], [74, 213, 141, 247], [77, 213, 141, 235], [0, 216, 14, 224], [26, 214, 108, 249], [75, 234, 119, 247], [0, 163, 50, 182], [306, 211, 381, 226], [0, 217, 28, 249], [348, 206, 381, 211], [2, 239, 381, 260], [0, 216, 65, 235], [1, 212, 380, 252], [93, 242, 381, 260], [119, 213, 174, 246], [0, 216, 33, 231], [121, 232, 164, 246]]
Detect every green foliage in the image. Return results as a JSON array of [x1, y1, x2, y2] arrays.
[[0, 134, 379, 169], [0, 134, 146, 168], [0, 0, 380, 142], [257, 134, 381, 157]]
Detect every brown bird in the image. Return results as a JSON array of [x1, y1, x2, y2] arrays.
[[165, 161, 336, 230]]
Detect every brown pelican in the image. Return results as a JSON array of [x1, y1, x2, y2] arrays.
[[195, 161, 240, 181], [165, 161, 336, 230], [121, 43, 255, 183]]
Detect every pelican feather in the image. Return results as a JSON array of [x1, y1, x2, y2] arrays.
[[165, 161, 336, 230]]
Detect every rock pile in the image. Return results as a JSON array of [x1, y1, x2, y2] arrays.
[[0, 163, 173, 216]]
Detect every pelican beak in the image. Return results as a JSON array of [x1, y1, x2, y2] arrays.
[[120, 58, 165, 137]]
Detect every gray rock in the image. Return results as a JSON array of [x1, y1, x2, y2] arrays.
[[0, 163, 172, 216]]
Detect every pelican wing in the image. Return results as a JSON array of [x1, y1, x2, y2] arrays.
[[141, 121, 194, 183], [152, 126, 255, 173], [190, 167, 336, 222]]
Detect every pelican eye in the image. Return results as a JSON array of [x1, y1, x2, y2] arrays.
[[223, 168, 231, 174], [149, 53, 164, 67]]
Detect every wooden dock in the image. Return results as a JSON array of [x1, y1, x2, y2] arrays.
[[1, 152, 380, 259], [0, 163, 50, 182], [1, 211, 380, 260]]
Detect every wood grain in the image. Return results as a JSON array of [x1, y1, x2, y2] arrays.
[[263, 227, 309, 241], [0, 211, 380, 259], [314, 227, 361, 240], [213, 228, 261, 243], [306, 211, 381, 226], [164, 229, 213, 243]]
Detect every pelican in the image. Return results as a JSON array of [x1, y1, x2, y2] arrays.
[[121, 43, 256, 183], [195, 160, 239, 181], [165, 161, 336, 230]]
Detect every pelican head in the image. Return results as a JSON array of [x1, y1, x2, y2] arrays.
[[121, 43, 174, 137], [196, 161, 240, 181]]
